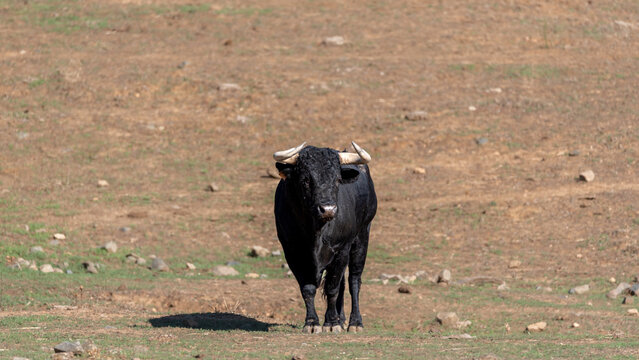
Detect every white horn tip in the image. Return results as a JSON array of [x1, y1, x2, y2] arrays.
[[351, 141, 371, 162]]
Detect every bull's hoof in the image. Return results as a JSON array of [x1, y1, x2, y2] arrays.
[[347, 325, 364, 333], [302, 325, 322, 334], [323, 325, 342, 333]]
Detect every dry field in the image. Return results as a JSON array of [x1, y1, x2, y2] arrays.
[[2, 0, 639, 358]]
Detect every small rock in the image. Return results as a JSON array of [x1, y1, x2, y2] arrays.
[[249, 245, 270, 257], [536, 286, 553, 292], [606, 282, 630, 299], [627, 308, 639, 316], [226, 260, 240, 266], [398, 285, 411, 294], [186, 262, 196, 270], [52, 353, 73, 360], [412, 167, 426, 174], [53, 268, 64, 273], [508, 260, 521, 269], [83, 262, 98, 274], [497, 282, 509, 291], [235, 115, 250, 124], [39, 264, 54, 273], [404, 111, 428, 121], [97, 180, 109, 188], [572, 322, 580, 328], [260, 274, 268, 278], [468, 105, 477, 111], [66, 269, 73, 274], [17, 131, 29, 140], [475, 137, 489, 145], [457, 320, 472, 329], [569, 284, 590, 295], [53, 233, 66, 240], [218, 83, 241, 91], [609, 277, 616, 283], [282, 263, 290, 270], [211, 265, 239, 276], [207, 183, 220, 192], [12, 357, 30, 360], [436, 312, 459, 328], [49, 239, 60, 246], [126, 253, 146, 265], [568, 150, 580, 157], [177, 61, 189, 69], [437, 269, 451, 283], [322, 36, 346, 46], [28, 261, 38, 271], [102, 241, 118, 253], [29, 246, 44, 254], [245, 273, 260, 279], [271, 250, 281, 256], [487, 87, 502, 93], [151, 257, 169, 272], [54, 341, 83, 354], [579, 170, 595, 182], [119, 226, 131, 233], [441, 333, 475, 339], [525, 321, 547, 332]]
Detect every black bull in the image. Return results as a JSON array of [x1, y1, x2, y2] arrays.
[[274, 145, 377, 333]]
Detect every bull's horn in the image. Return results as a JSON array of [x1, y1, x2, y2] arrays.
[[339, 141, 371, 164], [273, 142, 307, 164]]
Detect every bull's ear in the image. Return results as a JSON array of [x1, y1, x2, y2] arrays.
[[275, 162, 294, 180], [340, 167, 360, 184]]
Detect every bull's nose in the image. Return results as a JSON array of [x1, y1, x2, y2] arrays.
[[318, 204, 337, 219]]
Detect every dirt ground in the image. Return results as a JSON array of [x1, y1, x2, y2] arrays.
[[2, 0, 639, 358]]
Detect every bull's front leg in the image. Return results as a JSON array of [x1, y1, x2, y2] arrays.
[[323, 253, 349, 333], [300, 284, 322, 333]]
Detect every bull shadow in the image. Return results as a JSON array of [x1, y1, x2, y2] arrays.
[[148, 312, 284, 332]]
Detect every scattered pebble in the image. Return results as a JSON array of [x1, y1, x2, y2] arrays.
[[398, 285, 411, 294], [322, 36, 346, 46], [186, 262, 196, 270], [235, 115, 250, 124], [568, 150, 580, 157], [579, 170, 595, 182], [475, 137, 489, 145], [29, 246, 44, 254], [627, 309, 639, 316], [207, 183, 220, 192], [49, 240, 60, 246], [102, 241, 118, 253], [609, 277, 616, 283], [53, 341, 83, 354], [468, 105, 477, 111], [39, 264, 54, 273], [211, 265, 239, 276], [97, 180, 109, 188], [525, 321, 547, 333], [497, 282, 509, 291], [441, 333, 475, 339], [404, 111, 428, 121], [53, 233, 66, 240], [126, 253, 147, 265], [271, 250, 281, 256], [83, 262, 98, 274], [412, 167, 426, 174], [245, 273, 260, 279], [218, 83, 241, 91], [177, 61, 189, 69], [437, 269, 451, 284], [119, 227, 131, 233], [436, 312, 459, 328], [572, 322, 580, 328], [508, 260, 521, 269], [249, 245, 270, 258], [569, 284, 590, 295], [536, 286, 553, 292], [487, 87, 502, 93], [151, 257, 169, 272], [606, 282, 631, 299]]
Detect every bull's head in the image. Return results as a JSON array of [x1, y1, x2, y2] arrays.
[[274, 142, 371, 222]]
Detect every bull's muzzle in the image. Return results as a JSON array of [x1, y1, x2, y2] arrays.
[[318, 204, 337, 220]]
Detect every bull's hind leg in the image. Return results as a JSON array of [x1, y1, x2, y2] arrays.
[[322, 252, 349, 333], [347, 225, 370, 333]]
